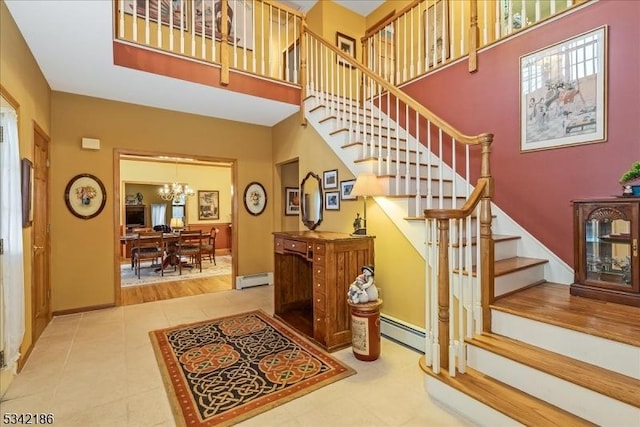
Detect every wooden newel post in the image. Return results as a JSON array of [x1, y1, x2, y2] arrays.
[[468, 0, 479, 73], [220, 0, 230, 85], [437, 218, 450, 370], [479, 135, 494, 332], [299, 19, 308, 127]]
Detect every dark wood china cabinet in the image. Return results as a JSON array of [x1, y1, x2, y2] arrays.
[[571, 198, 639, 306]]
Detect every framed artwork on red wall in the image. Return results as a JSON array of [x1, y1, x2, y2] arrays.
[[520, 26, 607, 152]]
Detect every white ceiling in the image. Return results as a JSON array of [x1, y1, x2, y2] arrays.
[[5, 0, 383, 127]]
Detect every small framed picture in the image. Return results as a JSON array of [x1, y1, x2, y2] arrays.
[[336, 32, 356, 67], [323, 169, 338, 189], [340, 179, 356, 200], [325, 191, 340, 211], [285, 187, 300, 216]]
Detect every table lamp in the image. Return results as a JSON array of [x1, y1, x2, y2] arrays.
[[350, 173, 384, 235], [170, 217, 184, 230]]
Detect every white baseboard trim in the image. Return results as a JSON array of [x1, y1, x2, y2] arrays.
[[381, 314, 425, 352], [235, 272, 273, 289]]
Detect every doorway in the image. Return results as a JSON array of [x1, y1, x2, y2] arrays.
[[32, 124, 51, 343], [114, 151, 237, 306]]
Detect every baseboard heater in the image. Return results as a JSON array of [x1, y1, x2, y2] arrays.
[[236, 272, 273, 289], [380, 314, 425, 353]]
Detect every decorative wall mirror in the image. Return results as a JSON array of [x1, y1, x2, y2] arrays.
[[300, 172, 323, 230]]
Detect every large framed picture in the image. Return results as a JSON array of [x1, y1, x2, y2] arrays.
[[285, 187, 300, 216], [121, 0, 187, 29], [520, 26, 607, 152], [198, 190, 219, 220], [424, 0, 449, 67], [193, 0, 254, 50]]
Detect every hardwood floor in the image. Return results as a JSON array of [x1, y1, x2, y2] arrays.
[[492, 282, 640, 347], [121, 274, 232, 305]]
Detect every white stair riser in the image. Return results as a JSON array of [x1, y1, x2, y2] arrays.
[[467, 346, 640, 426], [406, 196, 467, 215], [424, 376, 522, 427], [446, 238, 520, 267], [495, 264, 545, 296], [492, 310, 640, 379], [379, 176, 454, 197]]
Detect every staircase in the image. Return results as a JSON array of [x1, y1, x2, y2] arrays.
[[301, 68, 640, 427]]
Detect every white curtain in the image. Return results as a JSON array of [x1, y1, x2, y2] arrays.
[[0, 105, 25, 367], [151, 203, 167, 227]]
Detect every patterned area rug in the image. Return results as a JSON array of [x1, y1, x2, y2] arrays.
[[121, 255, 232, 287], [150, 310, 356, 427]]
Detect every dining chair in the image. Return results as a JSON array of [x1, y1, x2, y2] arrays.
[[201, 227, 218, 265], [176, 230, 203, 275], [132, 231, 164, 279]]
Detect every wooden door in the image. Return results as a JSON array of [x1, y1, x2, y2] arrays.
[[32, 125, 50, 341]]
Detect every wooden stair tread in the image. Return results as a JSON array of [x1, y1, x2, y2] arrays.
[[492, 283, 640, 348], [494, 256, 548, 276], [468, 333, 640, 408], [419, 357, 596, 426]]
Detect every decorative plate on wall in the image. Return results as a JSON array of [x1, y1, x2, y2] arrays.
[[64, 173, 107, 219], [243, 182, 267, 216]]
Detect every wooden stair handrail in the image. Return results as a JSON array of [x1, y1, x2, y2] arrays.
[[424, 178, 489, 220], [302, 24, 493, 147]]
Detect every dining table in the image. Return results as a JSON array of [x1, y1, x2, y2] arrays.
[[119, 232, 185, 272]]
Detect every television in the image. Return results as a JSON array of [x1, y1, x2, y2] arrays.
[[125, 206, 146, 227]]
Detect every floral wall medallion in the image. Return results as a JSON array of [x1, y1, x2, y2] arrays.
[[243, 181, 267, 216], [64, 174, 107, 219]]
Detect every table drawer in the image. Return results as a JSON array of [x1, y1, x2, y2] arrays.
[[274, 237, 284, 254], [313, 243, 325, 255], [313, 265, 325, 281], [313, 290, 326, 311], [313, 253, 325, 265], [283, 239, 306, 254]]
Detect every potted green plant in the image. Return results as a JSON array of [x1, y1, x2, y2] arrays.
[[620, 161, 640, 196]]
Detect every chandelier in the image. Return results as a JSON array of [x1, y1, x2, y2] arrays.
[[159, 160, 195, 202], [159, 182, 194, 201]]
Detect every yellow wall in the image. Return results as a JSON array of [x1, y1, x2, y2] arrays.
[[273, 113, 426, 327], [120, 160, 233, 225], [50, 92, 274, 312], [0, 0, 51, 394]]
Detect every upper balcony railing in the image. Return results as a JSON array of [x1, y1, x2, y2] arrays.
[[363, 0, 591, 84], [114, 1, 592, 98], [115, 0, 304, 86]]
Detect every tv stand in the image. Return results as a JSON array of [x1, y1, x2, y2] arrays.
[[273, 231, 375, 351]]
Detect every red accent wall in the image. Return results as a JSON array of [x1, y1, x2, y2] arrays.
[[402, 1, 640, 266]]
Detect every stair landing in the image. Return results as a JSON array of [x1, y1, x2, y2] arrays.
[[492, 282, 640, 348]]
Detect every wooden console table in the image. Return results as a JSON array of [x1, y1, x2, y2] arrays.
[[273, 231, 375, 351]]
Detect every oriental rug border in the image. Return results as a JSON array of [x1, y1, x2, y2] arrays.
[[150, 310, 356, 426]]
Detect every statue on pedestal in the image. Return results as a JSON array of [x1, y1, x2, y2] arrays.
[[347, 265, 378, 304]]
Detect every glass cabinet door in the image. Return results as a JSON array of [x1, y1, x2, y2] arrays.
[[584, 206, 633, 289]]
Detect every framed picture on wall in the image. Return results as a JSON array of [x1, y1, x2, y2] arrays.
[[520, 26, 607, 152], [336, 32, 356, 67], [120, 0, 187, 29], [424, 0, 450, 67], [323, 169, 338, 189], [325, 191, 340, 211], [198, 190, 220, 220], [285, 187, 300, 216], [340, 179, 356, 200]]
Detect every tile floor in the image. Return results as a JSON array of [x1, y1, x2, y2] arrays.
[[0, 286, 475, 426]]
